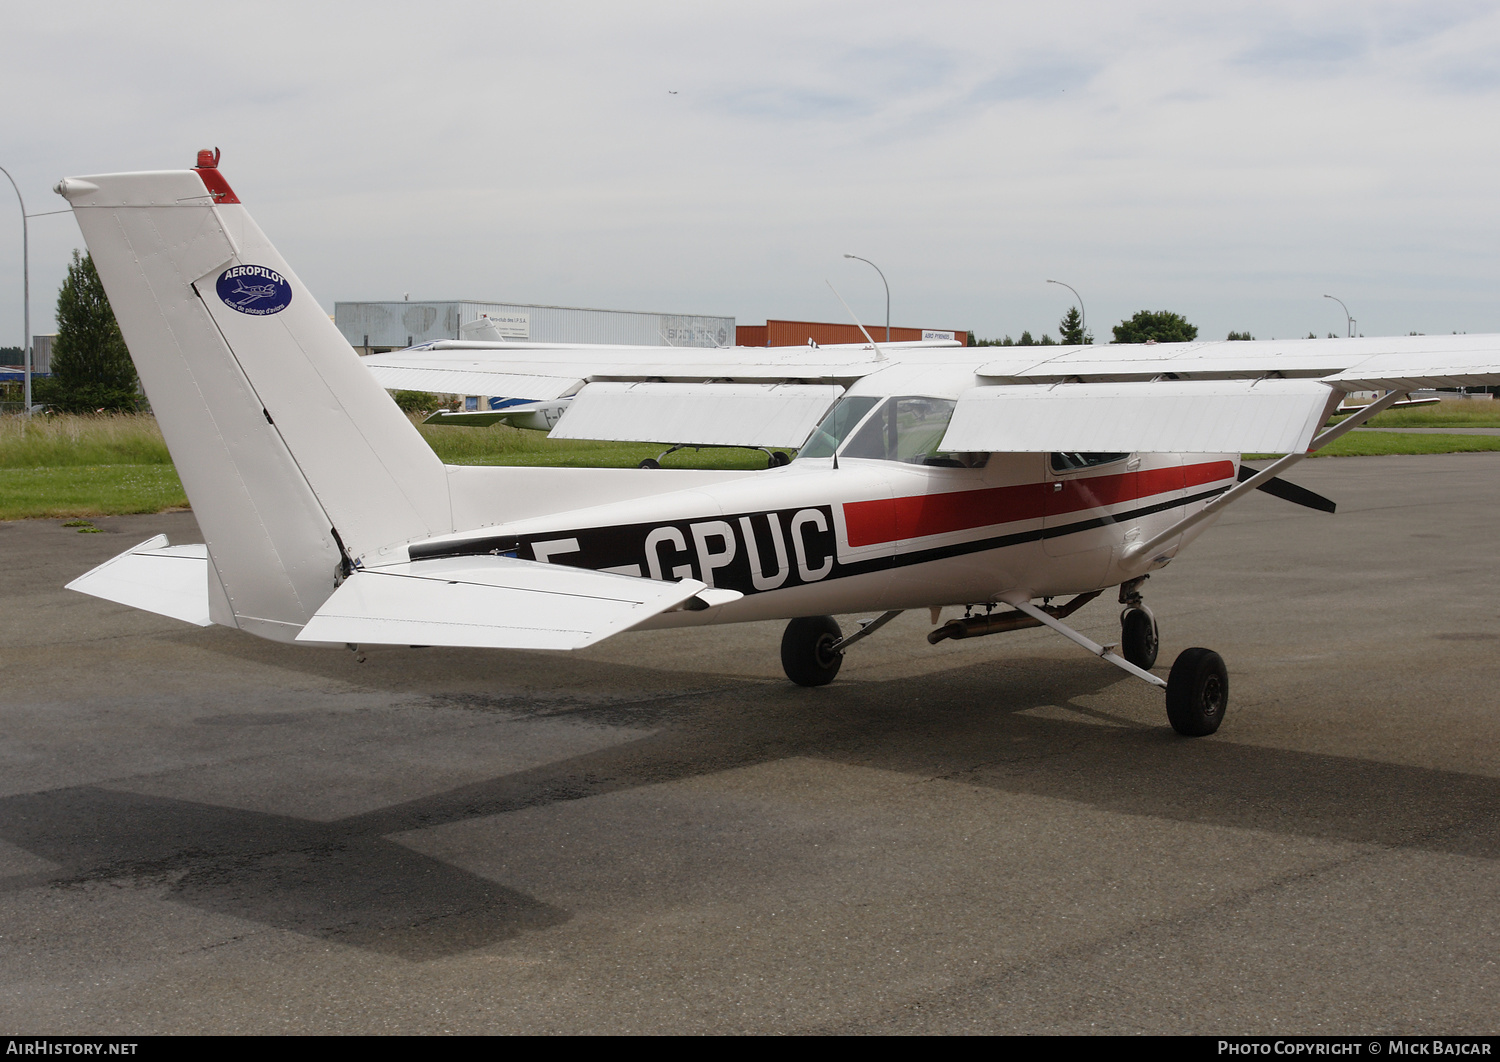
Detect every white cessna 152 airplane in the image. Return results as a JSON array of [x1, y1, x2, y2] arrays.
[[59, 152, 1500, 738]]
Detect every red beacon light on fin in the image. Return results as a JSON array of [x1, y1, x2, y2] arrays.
[[191, 146, 239, 204]]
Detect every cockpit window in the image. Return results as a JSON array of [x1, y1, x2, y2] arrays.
[[799, 395, 987, 466], [834, 396, 988, 467], [1050, 452, 1130, 472], [798, 396, 880, 459]]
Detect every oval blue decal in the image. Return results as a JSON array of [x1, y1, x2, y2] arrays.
[[216, 264, 292, 316]]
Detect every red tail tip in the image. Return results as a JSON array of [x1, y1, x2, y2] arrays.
[[191, 147, 239, 204]]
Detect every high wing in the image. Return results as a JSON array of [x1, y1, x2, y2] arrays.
[[364, 340, 942, 447], [376, 334, 1500, 457], [937, 334, 1500, 454], [361, 339, 901, 400]]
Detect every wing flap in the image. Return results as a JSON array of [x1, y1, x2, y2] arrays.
[[941, 379, 1335, 454], [65, 535, 213, 626], [548, 382, 844, 447], [295, 555, 709, 651]]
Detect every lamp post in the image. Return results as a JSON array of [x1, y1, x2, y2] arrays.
[[1046, 278, 1086, 344], [0, 165, 29, 414], [843, 254, 890, 342], [1323, 294, 1354, 338]]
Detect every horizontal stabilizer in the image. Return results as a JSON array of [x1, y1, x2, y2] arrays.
[[1237, 464, 1337, 513], [296, 555, 715, 651], [65, 536, 212, 626], [549, 382, 844, 448], [421, 409, 520, 426], [940, 379, 1335, 454]]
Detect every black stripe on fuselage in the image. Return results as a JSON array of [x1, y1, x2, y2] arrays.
[[408, 484, 1232, 593]]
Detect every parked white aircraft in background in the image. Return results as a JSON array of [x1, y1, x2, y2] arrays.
[[57, 153, 1500, 737]]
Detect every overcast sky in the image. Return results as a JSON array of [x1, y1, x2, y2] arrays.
[[4, 1, 1499, 345]]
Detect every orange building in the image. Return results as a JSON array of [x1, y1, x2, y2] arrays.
[[737, 320, 967, 348]]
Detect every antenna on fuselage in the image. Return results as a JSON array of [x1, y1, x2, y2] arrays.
[[825, 280, 888, 362]]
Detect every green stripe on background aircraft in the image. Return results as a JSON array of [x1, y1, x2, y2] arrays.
[[58, 151, 1500, 737]]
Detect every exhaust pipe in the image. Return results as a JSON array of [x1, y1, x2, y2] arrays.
[[928, 590, 1101, 644]]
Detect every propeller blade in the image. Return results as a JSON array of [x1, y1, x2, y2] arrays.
[[1238, 464, 1337, 513]]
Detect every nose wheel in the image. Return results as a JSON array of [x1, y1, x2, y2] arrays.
[[1165, 647, 1228, 735], [1120, 606, 1159, 669]]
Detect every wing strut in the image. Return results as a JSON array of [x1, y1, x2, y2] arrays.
[[1121, 388, 1406, 567], [1000, 596, 1167, 689]]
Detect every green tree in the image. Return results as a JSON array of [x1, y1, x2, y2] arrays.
[[390, 389, 440, 413], [38, 250, 139, 412], [1226, 330, 1254, 341], [1111, 310, 1198, 344], [1059, 306, 1092, 344]]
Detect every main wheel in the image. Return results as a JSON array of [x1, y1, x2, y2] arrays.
[[1121, 607, 1159, 669], [1165, 647, 1228, 736], [768, 450, 791, 468], [639, 458, 661, 469], [781, 615, 843, 687]]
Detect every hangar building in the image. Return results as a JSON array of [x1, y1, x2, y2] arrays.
[[737, 320, 968, 346], [336, 300, 734, 355]]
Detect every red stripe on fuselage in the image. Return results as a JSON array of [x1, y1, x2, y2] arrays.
[[842, 460, 1234, 547]]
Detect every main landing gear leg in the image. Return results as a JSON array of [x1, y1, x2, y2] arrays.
[[1002, 596, 1228, 737]]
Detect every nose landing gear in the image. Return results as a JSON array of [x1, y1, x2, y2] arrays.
[[1118, 576, 1159, 670], [1165, 647, 1228, 735]]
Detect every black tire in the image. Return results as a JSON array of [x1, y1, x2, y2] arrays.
[[768, 450, 791, 468], [639, 458, 661, 469], [1165, 647, 1228, 736], [781, 615, 843, 687], [1121, 608, 1159, 669]]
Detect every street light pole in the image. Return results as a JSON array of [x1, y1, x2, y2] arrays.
[[0, 165, 29, 414], [843, 254, 890, 342], [1323, 294, 1354, 338], [1046, 279, 1086, 344]]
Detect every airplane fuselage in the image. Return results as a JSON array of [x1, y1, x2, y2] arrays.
[[406, 451, 1239, 628]]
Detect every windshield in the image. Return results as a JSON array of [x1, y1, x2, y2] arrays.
[[798, 396, 881, 458], [840, 397, 973, 465]]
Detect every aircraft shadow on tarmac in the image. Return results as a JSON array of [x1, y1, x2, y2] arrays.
[[2, 651, 1498, 962]]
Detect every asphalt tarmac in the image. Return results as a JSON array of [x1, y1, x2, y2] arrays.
[[2, 453, 1498, 1034]]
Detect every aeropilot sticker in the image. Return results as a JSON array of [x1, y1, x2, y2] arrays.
[[216, 265, 292, 316]]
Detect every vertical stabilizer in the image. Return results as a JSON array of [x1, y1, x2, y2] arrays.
[[57, 157, 452, 641]]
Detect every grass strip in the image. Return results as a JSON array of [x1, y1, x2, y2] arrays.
[[1247, 431, 1500, 461], [1331, 404, 1500, 429], [0, 465, 188, 520], [8, 415, 1500, 521], [0, 413, 172, 468]]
